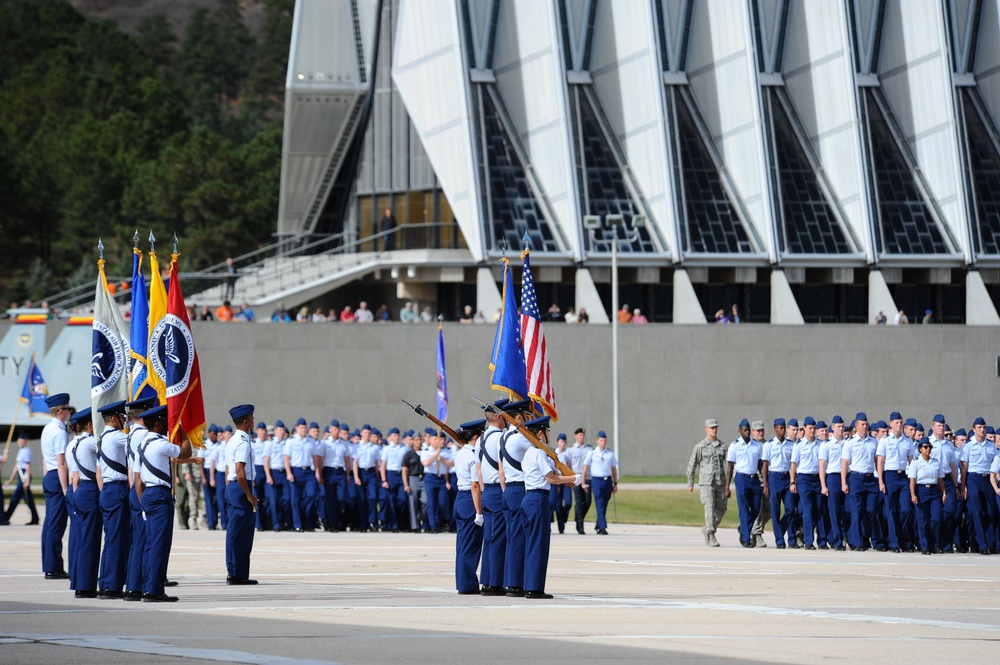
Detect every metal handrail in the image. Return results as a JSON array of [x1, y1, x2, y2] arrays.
[[46, 222, 464, 313]]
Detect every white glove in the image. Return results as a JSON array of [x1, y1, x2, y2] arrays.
[[474, 514, 484, 526], [573, 474, 583, 487]]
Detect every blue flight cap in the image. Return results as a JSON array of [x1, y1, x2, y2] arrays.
[[45, 393, 70, 408], [126, 396, 156, 412], [816, 420, 828, 429], [874, 420, 887, 430], [362, 423, 371, 431], [484, 398, 510, 410], [787, 418, 799, 428], [954, 428, 967, 437], [503, 399, 532, 414], [933, 413, 946, 424], [973, 416, 987, 426], [803, 416, 816, 426], [351, 429, 361, 438], [229, 404, 254, 421], [256, 422, 266, 430], [339, 423, 348, 432], [224, 425, 233, 433], [526, 416, 552, 432], [309, 421, 319, 430], [295, 417, 307, 427], [98, 400, 128, 416], [848, 420, 855, 429], [330, 419, 340, 428], [916, 423, 924, 432], [274, 420, 286, 429], [739, 418, 750, 428], [138, 404, 167, 422], [987, 426, 996, 435], [855, 412, 868, 422], [773, 417, 786, 427], [388, 427, 400, 435], [557, 433, 567, 440], [425, 427, 437, 436], [918, 436, 932, 447], [16, 431, 27, 440], [889, 411, 902, 421], [208, 424, 219, 433], [372, 428, 381, 437], [831, 415, 844, 424], [459, 419, 487, 436], [904, 417, 917, 427], [596, 430, 607, 438], [70, 407, 92, 424]]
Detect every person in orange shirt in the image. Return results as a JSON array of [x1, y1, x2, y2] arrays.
[[215, 301, 234, 322], [617, 304, 632, 324]]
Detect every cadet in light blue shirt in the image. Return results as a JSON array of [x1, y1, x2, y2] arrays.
[[876, 412, 913, 552], [841, 413, 879, 550], [582, 431, 617, 535], [927, 415, 959, 552], [284, 418, 318, 531], [819, 416, 848, 549], [725, 419, 764, 547], [380, 428, 409, 532], [908, 438, 946, 554], [791, 417, 825, 548], [263, 422, 290, 532], [251, 423, 269, 531], [959, 418, 997, 554], [761, 418, 795, 548]]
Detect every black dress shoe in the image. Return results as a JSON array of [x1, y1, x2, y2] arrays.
[[834, 545, 846, 551], [45, 571, 70, 580], [921, 549, 932, 555], [226, 577, 259, 585], [163, 579, 179, 587], [576, 526, 585, 535], [525, 591, 554, 599], [26, 520, 39, 525], [457, 589, 479, 595], [294, 528, 304, 533], [99, 590, 124, 599], [75, 590, 98, 598], [597, 529, 608, 535], [890, 548, 902, 553], [142, 593, 179, 603], [775, 543, 786, 549], [505, 587, 525, 597], [804, 544, 816, 550], [788, 542, 801, 549], [481, 586, 505, 596], [123, 590, 143, 601]]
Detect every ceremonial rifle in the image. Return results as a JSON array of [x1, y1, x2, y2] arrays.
[[471, 396, 574, 476], [401, 399, 468, 445]]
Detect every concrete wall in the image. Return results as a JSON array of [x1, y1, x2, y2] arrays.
[[12, 321, 1000, 476]]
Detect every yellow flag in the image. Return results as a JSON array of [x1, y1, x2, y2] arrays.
[[147, 249, 167, 404]]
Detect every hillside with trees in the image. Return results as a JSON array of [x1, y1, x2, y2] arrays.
[[0, 0, 294, 305]]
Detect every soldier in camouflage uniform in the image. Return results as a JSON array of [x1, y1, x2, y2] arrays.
[[181, 461, 203, 529], [686, 419, 729, 547]]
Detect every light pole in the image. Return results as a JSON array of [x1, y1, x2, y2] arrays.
[[584, 214, 644, 474]]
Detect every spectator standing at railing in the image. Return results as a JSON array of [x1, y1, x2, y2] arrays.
[[215, 301, 234, 322], [340, 306, 355, 323], [378, 304, 391, 322], [271, 303, 291, 322], [355, 302, 374, 323], [420, 307, 434, 323], [224, 258, 237, 300], [235, 304, 255, 322], [380, 209, 397, 252], [199, 305, 214, 321], [399, 302, 417, 323]]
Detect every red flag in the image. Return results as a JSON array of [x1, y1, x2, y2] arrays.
[[162, 253, 206, 447]]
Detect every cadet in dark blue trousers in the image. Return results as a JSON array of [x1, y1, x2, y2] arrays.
[[251, 422, 269, 531], [477, 404, 506, 595], [453, 419, 485, 594], [725, 419, 765, 547], [71, 407, 103, 599], [520, 416, 581, 599], [499, 400, 534, 596], [225, 405, 259, 585], [40, 393, 72, 580], [124, 396, 154, 600], [582, 431, 618, 535], [264, 421, 290, 531], [96, 401, 131, 598], [137, 405, 193, 602], [4, 432, 39, 524]]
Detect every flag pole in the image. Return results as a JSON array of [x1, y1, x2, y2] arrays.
[[3, 399, 23, 462]]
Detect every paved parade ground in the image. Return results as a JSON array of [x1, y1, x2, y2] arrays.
[[3, 521, 999, 664]]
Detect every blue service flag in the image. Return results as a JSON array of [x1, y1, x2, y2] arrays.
[[436, 325, 448, 423], [489, 258, 528, 401], [129, 248, 156, 402], [20, 353, 49, 416]]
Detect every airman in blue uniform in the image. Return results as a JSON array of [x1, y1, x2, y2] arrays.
[[123, 396, 154, 600], [581, 431, 618, 535], [96, 400, 131, 598], [70, 406, 102, 598], [478, 403, 506, 594], [453, 419, 485, 594], [41, 393, 72, 580], [225, 404, 259, 584], [251, 422, 269, 531], [841, 412, 879, 551], [726, 418, 764, 547], [4, 432, 39, 525]]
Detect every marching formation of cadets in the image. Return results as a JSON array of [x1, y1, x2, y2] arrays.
[[689, 411, 1000, 555], [37, 391, 615, 601]]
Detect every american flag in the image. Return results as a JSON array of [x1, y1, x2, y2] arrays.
[[520, 250, 557, 421]]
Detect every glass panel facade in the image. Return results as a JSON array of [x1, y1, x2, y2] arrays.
[[675, 94, 754, 253], [864, 91, 949, 254], [770, 91, 852, 254], [480, 91, 561, 252], [962, 91, 1000, 255], [574, 92, 657, 253]]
